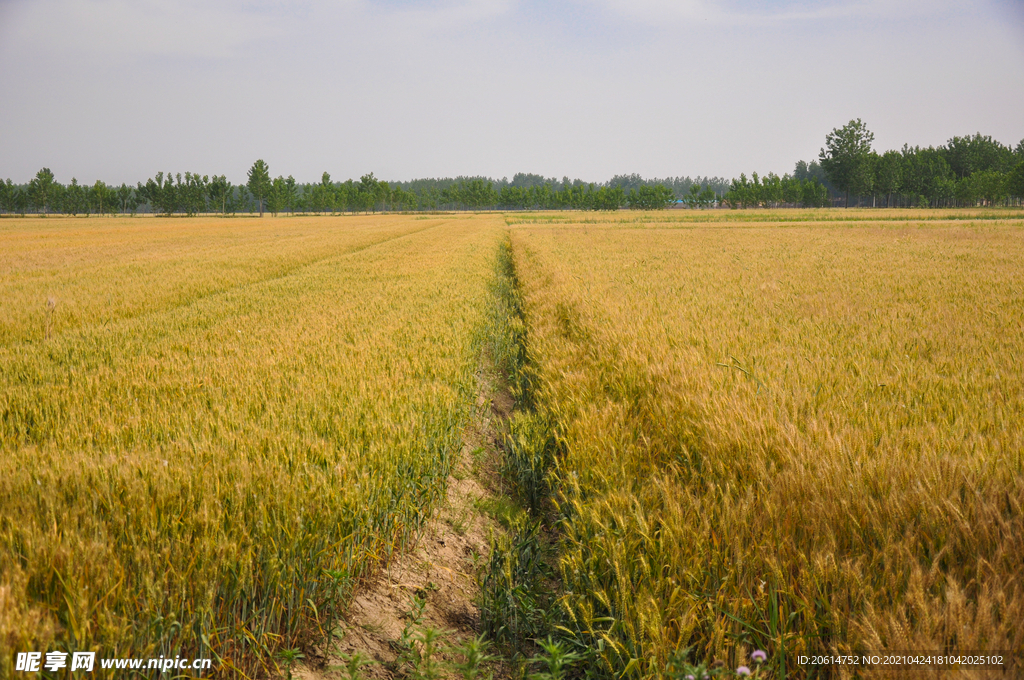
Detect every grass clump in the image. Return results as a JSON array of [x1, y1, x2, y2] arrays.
[[501, 412, 556, 516], [478, 517, 552, 659]]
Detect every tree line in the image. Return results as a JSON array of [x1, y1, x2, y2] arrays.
[[0, 165, 689, 215], [722, 124, 1024, 209], [2, 123, 1021, 216], [812, 120, 1024, 207], [392, 172, 731, 197], [722, 173, 831, 208]]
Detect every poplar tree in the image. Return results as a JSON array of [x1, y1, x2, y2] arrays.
[[89, 180, 116, 215], [285, 176, 297, 212], [208, 176, 231, 215], [139, 172, 178, 215], [875, 150, 903, 207], [267, 176, 286, 216], [29, 167, 56, 215], [1005, 162, 1024, 202], [116, 183, 138, 215], [247, 160, 271, 216], [318, 172, 334, 213], [13, 187, 28, 215], [65, 178, 86, 216], [820, 119, 875, 207]]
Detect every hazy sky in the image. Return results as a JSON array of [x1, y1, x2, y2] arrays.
[[1, 0, 1022, 184]]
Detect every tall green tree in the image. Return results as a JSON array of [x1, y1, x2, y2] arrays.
[[232, 185, 252, 214], [116, 183, 138, 215], [357, 173, 382, 212], [318, 172, 335, 213], [284, 176, 297, 213], [698, 186, 717, 208], [29, 168, 56, 215], [338, 180, 356, 212], [139, 172, 178, 215], [1008, 161, 1024, 202], [178, 173, 208, 216], [944, 133, 1014, 178], [819, 119, 875, 207], [683, 183, 702, 209], [208, 176, 231, 215], [875, 150, 903, 207], [63, 178, 86, 216], [49, 182, 66, 214], [419, 186, 440, 211], [625, 184, 675, 210], [971, 170, 1008, 205], [88, 180, 116, 215], [800, 179, 830, 207], [12, 187, 28, 215], [247, 160, 271, 216], [267, 176, 287, 216], [901, 146, 954, 207]]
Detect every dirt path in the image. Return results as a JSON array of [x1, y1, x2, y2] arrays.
[[296, 372, 514, 680]]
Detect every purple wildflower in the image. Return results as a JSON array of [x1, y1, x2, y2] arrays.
[[751, 650, 767, 663], [736, 666, 751, 676]]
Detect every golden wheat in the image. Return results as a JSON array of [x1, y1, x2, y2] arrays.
[[507, 211, 1024, 678], [0, 214, 503, 677]]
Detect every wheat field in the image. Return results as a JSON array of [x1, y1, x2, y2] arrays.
[[2, 210, 1022, 679], [0, 214, 503, 677], [505, 211, 1024, 678]]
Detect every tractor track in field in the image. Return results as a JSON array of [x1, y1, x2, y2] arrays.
[[296, 366, 515, 680]]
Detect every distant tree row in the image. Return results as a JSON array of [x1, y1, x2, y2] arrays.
[[723, 173, 830, 208], [714, 124, 1023, 210], [0, 164, 681, 215], [0, 168, 419, 217], [0, 170, 142, 216], [814, 120, 1024, 207], [606, 173, 732, 197], [393, 172, 730, 198], [427, 178, 673, 210], [3, 124, 1021, 216]]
